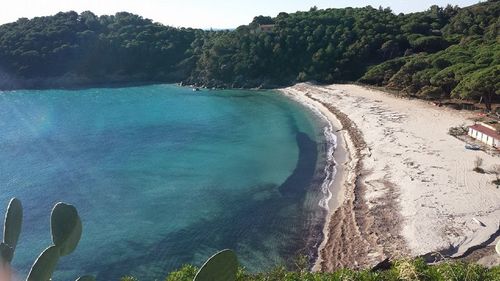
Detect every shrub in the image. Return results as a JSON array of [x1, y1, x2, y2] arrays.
[[448, 125, 468, 136], [437, 262, 489, 281], [155, 259, 500, 281], [473, 156, 485, 173], [490, 164, 500, 186], [166, 265, 197, 281]]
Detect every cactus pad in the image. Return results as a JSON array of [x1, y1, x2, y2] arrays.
[[27, 245, 61, 281], [194, 249, 238, 281], [51, 203, 82, 256], [3, 198, 23, 251], [0, 242, 14, 263]]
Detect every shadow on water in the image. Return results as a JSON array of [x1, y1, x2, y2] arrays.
[[84, 132, 321, 281], [279, 132, 318, 197]]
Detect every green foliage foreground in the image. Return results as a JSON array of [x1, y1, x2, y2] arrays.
[[160, 259, 500, 281]]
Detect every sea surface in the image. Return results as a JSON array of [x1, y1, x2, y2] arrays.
[[0, 84, 330, 280]]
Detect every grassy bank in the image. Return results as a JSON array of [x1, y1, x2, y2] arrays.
[[120, 259, 500, 281]]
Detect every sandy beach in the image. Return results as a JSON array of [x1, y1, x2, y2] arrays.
[[280, 83, 500, 270]]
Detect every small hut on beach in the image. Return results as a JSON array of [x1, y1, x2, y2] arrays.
[[468, 122, 500, 148]]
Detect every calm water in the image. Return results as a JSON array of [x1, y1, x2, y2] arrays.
[[0, 84, 328, 280]]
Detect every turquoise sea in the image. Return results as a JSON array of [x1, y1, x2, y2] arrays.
[[0, 84, 330, 280]]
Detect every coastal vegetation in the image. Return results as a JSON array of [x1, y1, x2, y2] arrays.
[[492, 164, 500, 185], [473, 156, 485, 173], [138, 259, 500, 281], [0, 1, 498, 106], [0, 11, 198, 84]]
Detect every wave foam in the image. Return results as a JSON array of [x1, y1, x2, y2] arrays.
[[313, 108, 338, 211]]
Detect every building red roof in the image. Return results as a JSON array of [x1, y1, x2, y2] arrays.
[[469, 124, 500, 140]]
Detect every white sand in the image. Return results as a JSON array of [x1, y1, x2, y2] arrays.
[[281, 83, 500, 261]]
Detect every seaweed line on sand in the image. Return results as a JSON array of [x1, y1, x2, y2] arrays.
[[300, 88, 409, 271]]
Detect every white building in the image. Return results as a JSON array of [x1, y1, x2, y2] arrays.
[[468, 122, 500, 148], [253, 24, 275, 34]]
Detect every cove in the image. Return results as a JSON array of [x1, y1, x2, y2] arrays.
[[0, 84, 328, 280]]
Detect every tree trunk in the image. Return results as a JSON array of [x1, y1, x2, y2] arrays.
[[484, 92, 492, 112]]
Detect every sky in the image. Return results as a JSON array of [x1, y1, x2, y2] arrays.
[[0, 0, 482, 29]]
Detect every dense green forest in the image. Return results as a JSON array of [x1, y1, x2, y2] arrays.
[[0, 0, 498, 106], [0, 11, 199, 85]]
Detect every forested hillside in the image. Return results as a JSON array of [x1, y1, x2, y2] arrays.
[[0, 11, 200, 86], [359, 0, 499, 109], [0, 0, 498, 106], [186, 4, 459, 87]]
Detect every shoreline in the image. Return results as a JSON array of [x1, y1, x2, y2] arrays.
[[278, 86, 373, 270], [279, 83, 500, 270]]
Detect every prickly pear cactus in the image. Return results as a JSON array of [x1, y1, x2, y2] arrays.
[[0, 242, 13, 264], [0, 198, 93, 281], [194, 249, 238, 281], [1, 198, 23, 263], [51, 202, 82, 256], [3, 198, 23, 251], [26, 245, 61, 281]]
